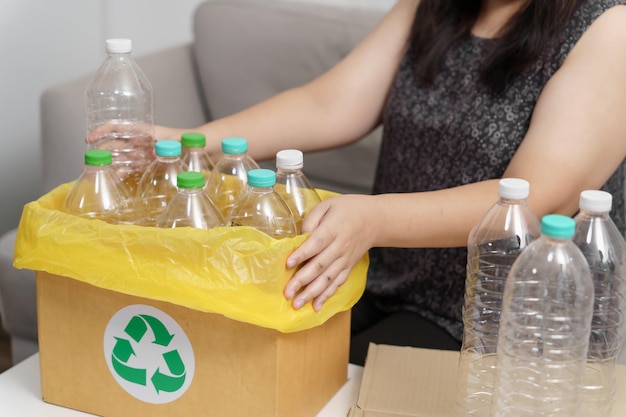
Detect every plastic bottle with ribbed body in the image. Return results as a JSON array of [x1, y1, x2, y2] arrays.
[[180, 132, 214, 181], [64, 149, 134, 225], [86, 38, 155, 195], [492, 214, 594, 417], [136, 140, 188, 226], [274, 149, 321, 234], [206, 137, 259, 219], [456, 178, 540, 417], [573, 190, 626, 417], [156, 171, 224, 229], [226, 169, 297, 239]]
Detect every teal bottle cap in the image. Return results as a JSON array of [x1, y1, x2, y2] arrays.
[[221, 137, 248, 154], [181, 132, 206, 148], [155, 140, 182, 157], [541, 214, 575, 239], [177, 171, 205, 189], [84, 149, 113, 166], [248, 169, 276, 188]]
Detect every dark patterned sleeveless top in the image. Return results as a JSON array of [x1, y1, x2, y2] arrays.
[[368, 0, 626, 341]]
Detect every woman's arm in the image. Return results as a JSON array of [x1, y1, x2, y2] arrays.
[[157, 0, 420, 161], [285, 5, 626, 311]]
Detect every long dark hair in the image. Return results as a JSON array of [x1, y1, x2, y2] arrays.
[[409, 0, 581, 94]]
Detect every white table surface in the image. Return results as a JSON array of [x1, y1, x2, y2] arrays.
[[0, 354, 363, 417]]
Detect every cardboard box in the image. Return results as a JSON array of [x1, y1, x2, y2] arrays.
[[349, 344, 626, 417], [36, 271, 350, 417]]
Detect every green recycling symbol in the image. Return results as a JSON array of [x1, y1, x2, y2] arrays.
[[104, 305, 195, 404]]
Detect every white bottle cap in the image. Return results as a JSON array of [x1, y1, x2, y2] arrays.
[[498, 178, 529, 200], [579, 190, 612, 213], [276, 149, 304, 169], [106, 38, 132, 53]]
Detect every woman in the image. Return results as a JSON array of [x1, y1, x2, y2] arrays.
[[155, 0, 626, 364]]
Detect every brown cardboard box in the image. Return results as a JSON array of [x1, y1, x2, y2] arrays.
[[348, 344, 626, 417], [36, 271, 350, 417]]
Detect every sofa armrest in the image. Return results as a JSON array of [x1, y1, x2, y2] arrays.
[[0, 229, 38, 364], [40, 43, 208, 194]]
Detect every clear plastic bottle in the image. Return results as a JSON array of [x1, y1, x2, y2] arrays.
[[156, 171, 224, 229], [136, 140, 188, 227], [573, 190, 626, 417], [226, 169, 297, 239], [274, 149, 322, 234], [492, 214, 594, 417], [85, 38, 155, 195], [206, 137, 259, 219], [180, 132, 214, 181], [456, 178, 540, 417], [64, 149, 134, 225]]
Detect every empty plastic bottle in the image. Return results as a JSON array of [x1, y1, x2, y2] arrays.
[[64, 149, 134, 225], [180, 132, 214, 181], [226, 169, 297, 239], [156, 171, 224, 229], [573, 190, 626, 417], [492, 214, 594, 417], [206, 137, 259, 219], [274, 149, 321, 234], [136, 140, 188, 227], [456, 178, 540, 417], [86, 38, 155, 194]]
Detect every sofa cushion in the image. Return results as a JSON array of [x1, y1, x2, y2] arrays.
[[193, 0, 385, 194]]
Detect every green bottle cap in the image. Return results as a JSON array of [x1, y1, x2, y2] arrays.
[[541, 214, 575, 239], [155, 140, 182, 157], [247, 169, 276, 188], [221, 137, 248, 154], [84, 149, 113, 166], [181, 132, 206, 148], [177, 171, 205, 189]]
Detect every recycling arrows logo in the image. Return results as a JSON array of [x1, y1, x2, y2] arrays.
[[104, 305, 195, 404]]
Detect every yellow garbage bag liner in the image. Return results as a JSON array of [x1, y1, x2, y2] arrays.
[[13, 183, 368, 333]]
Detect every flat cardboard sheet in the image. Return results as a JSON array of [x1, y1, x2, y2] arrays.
[[349, 344, 626, 417]]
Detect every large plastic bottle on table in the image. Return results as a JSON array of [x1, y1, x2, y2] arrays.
[[64, 149, 134, 225], [156, 171, 223, 229], [85, 38, 155, 195], [492, 214, 594, 417], [136, 140, 188, 227], [226, 168, 297, 239], [274, 149, 321, 234], [206, 137, 259, 219], [455, 178, 540, 417], [573, 190, 626, 417], [181, 132, 214, 181]]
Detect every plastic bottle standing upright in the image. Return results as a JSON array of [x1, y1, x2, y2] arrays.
[[180, 132, 214, 182], [274, 149, 322, 234], [455, 178, 540, 417], [156, 171, 224, 229], [136, 140, 188, 227], [64, 149, 134, 225], [226, 169, 297, 239], [573, 190, 626, 417], [206, 137, 259, 219], [492, 214, 594, 417], [85, 38, 155, 195]]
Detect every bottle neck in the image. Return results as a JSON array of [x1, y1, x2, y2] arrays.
[[276, 168, 301, 175]]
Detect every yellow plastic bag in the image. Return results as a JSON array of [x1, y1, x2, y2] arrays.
[[13, 183, 368, 332]]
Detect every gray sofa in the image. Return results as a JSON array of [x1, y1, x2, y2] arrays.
[[0, 0, 384, 365]]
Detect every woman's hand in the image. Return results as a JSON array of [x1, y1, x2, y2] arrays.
[[284, 194, 378, 312]]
